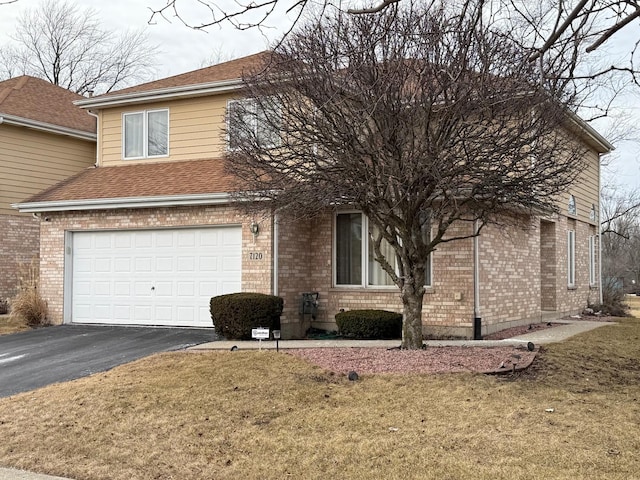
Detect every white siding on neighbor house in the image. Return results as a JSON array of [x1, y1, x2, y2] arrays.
[[70, 226, 242, 327]]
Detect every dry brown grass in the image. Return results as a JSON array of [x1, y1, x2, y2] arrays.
[[10, 259, 49, 327], [0, 315, 28, 335], [0, 302, 638, 479]]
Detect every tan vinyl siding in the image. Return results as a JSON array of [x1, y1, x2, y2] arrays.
[[0, 125, 95, 216], [99, 94, 236, 166], [561, 147, 600, 225]]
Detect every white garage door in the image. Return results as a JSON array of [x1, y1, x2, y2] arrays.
[[71, 227, 242, 327]]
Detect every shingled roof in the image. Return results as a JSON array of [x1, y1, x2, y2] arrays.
[[20, 158, 239, 208], [90, 51, 270, 100], [0, 76, 96, 133]]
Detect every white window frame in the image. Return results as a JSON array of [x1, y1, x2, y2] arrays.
[[589, 235, 597, 286], [122, 109, 169, 160], [567, 229, 576, 287], [227, 98, 281, 150], [333, 211, 432, 289], [568, 194, 577, 216]]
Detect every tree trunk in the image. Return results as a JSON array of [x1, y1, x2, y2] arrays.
[[401, 284, 425, 349]]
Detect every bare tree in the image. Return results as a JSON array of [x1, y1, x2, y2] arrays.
[[1, 0, 159, 94], [149, 0, 640, 63], [226, 1, 587, 349], [600, 184, 640, 307], [199, 45, 238, 68], [600, 184, 640, 237]]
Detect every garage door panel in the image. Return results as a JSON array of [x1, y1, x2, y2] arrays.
[[222, 229, 241, 245], [135, 232, 153, 248], [94, 281, 111, 295], [221, 281, 241, 295], [114, 305, 131, 320], [222, 256, 241, 272], [178, 231, 196, 247], [71, 226, 242, 327], [200, 230, 219, 246], [199, 256, 218, 272], [135, 257, 153, 272], [94, 304, 111, 320], [155, 257, 173, 271], [155, 282, 174, 296], [155, 231, 174, 247], [114, 257, 131, 272]]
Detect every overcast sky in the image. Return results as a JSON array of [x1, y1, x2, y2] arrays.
[[0, 0, 638, 192]]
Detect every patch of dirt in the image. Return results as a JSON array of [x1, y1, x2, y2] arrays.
[[288, 314, 621, 376], [287, 346, 536, 375]]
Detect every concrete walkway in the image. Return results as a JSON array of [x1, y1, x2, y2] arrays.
[[190, 318, 613, 351], [0, 317, 613, 480], [0, 469, 69, 480]]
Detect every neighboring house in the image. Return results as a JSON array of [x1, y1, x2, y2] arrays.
[[14, 53, 612, 339], [0, 76, 96, 302]]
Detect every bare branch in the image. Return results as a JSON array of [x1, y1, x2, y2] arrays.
[[225, 1, 590, 348], [586, 6, 640, 52], [347, 0, 401, 14], [1, 0, 159, 94]]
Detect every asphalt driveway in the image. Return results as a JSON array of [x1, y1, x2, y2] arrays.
[[0, 325, 217, 398]]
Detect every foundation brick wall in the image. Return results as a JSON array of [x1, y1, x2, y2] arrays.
[[478, 220, 542, 335], [282, 213, 476, 337], [282, 212, 599, 339], [540, 220, 557, 311], [276, 216, 314, 337], [38, 206, 599, 339], [39, 206, 273, 325], [0, 214, 40, 301]]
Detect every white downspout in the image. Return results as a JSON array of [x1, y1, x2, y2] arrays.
[[598, 156, 603, 304], [273, 213, 279, 296], [473, 220, 481, 338]]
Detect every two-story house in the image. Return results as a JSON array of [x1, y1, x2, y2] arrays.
[[0, 76, 96, 302], [14, 53, 612, 339]]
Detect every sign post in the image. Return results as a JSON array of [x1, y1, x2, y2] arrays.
[[251, 327, 270, 351]]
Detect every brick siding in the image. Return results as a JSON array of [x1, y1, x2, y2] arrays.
[[0, 214, 40, 301], [39, 206, 273, 325], [37, 206, 599, 340]]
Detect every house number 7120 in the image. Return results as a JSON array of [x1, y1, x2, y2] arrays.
[[249, 252, 263, 260]]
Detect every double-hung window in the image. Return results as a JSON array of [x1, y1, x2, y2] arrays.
[[567, 229, 576, 287], [227, 98, 281, 150], [335, 212, 432, 288], [123, 109, 169, 159]]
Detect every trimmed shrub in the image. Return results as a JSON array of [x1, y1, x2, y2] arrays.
[[210, 292, 283, 340], [335, 309, 402, 339]]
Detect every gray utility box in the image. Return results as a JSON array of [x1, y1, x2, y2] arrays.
[[299, 292, 319, 319]]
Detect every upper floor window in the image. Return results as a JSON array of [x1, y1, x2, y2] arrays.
[[227, 98, 280, 150], [123, 109, 169, 159], [568, 195, 577, 216], [590, 203, 597, 222], [335, 212, 432, 288]]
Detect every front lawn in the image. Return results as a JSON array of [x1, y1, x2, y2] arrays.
[[0, 299, 638, 479], [0, 315, 28, 335]]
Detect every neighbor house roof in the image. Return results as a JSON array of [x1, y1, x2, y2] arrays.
[[75, 52, 271, 109], [0, 76, 96, 136], [14, 158, 240, 212]]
